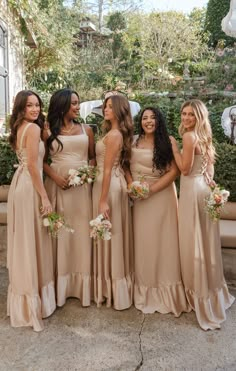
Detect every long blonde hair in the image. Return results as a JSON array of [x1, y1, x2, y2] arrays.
[[102, 95, 133, 165], [179, 99, 216, 163]]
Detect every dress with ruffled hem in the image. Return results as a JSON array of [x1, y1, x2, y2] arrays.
[[7, 124, 56, 332], [57, 273, 91, 307], [134, 282, 190, 317], [45, 128, 92, 307], [179, 155, 235, 330], [130, 145, 190, 316], [7, 281, 56, 332], [92, 137, 134, 310]]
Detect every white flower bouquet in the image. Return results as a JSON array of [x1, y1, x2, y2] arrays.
[[68, 165, 97, 187], [205, 180, 230, 222], [128, 175, 149, 200], [90, 214, 112, 241], [43, 212, 74, 237]]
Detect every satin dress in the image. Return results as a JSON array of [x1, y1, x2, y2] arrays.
[[92, 133, 134, 310], [7, 123, 56, 332], [178, 155, 235, 330], [130, 143, 190, 316], [45, 124, 92, 307]]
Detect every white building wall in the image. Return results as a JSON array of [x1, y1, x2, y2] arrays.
[[0, 0, 25, 130]]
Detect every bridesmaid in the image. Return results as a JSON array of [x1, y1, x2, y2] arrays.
[[126, 107, 190, 316], [7, 90, 56, 331], [170, 99, 235, 330], [43, 88, 95, 307], [92, 94, 134, 310]]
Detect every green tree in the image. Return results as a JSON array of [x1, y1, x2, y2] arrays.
[[136, 11, 210, 88], [204, 0, 235, 47]]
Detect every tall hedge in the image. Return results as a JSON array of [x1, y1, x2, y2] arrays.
[[214, 143, 236, 201], [204, 0, 235, 47]]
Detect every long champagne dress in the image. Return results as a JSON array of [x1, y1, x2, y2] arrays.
[[7, 123, 56, 332], [92, 133, 133, 310], [179, 155, 235, 330], [45, 124, 92, 307], [130, 144, 190, 316]]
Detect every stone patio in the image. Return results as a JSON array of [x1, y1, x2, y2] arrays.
[[0, 264, 236, 371]]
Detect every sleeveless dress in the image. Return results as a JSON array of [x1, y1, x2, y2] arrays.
[[7, 123, 56, 332], [130, 144, 190, 316], [92, 134, 134, 309], [179, 155, 235, 330], [45, 124, 92, 307]]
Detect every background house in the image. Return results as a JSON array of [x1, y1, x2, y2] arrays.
[[0, 0, 36, 132]]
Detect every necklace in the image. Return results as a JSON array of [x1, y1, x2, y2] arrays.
[[61, 123, 74, 134]]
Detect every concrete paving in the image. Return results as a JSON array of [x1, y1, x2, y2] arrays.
[[0, 266, 236, 371]]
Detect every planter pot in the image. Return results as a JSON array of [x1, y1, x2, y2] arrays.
[[0, 185, 10, 202], [220, 202, 236, 220]]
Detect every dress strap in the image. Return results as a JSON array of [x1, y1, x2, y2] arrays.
[[132, 134, 139, 145], [19, 123, 33, 150]]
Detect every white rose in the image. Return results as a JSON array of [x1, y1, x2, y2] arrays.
[[73, 176, 81, 185], [221, 190, 230, 201], [43, 218, 50, 227], [68, 169, 78, 176], [87, 178, 93, 184]]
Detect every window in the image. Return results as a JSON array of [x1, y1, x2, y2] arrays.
[[0, 20, 8, 133]]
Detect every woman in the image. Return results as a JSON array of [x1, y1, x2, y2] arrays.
[[43, 88, 95, 307], [170, 99, 235, 330], [7, 90, 56, 332], [126, 107, 189, 316], [92, 94, 134, 309]]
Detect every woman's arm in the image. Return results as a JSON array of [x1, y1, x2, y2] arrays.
[[149, 161, 179, 195], [42, 128, 69, 190], [85, 125, 96, 166], [26, 125, 52, 215], [170, 132, 196, 175], [123, 164, 133, 187], [99, 131, 122, 218]]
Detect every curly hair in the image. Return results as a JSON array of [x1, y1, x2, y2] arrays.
[[102, 95, 133, 165], [9, 90, 45, 150], [46, 88, 80, 152], [137, 107, 173, 172]]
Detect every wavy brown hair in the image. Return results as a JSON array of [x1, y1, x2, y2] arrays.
[[102, 95, 133, 165], [9, 90, 44, 150]]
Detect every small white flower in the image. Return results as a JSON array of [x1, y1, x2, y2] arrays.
[[43, 218, 50, 227], [87, 178, 93, 184], [68, 169, 78, 176], [73, 176, 81, 185]]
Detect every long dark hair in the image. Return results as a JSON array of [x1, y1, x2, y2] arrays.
[[102, 95, 133, 165], [9, 90, 44, 150], [137, 107, 173, 172], [46, 88, 80, 151]]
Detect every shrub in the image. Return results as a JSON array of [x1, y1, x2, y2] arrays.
[[0, 136, 17, 185], [214, 142, 236, 201]]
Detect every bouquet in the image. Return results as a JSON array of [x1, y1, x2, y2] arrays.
[[43, 212, 74, 237], [205, 180, 230, 222], [90, 214, 112, 241], [128, 175, 149, 200], [68, 165, 97, 187]]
